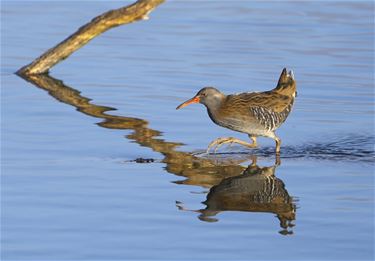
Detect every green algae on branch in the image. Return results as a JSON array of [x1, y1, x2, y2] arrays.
[[16, 0, 164, 75]]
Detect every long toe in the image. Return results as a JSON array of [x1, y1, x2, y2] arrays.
[[206, 138, 223, 154], [206, 139, 220, 154], [207, 137, 256, 154], [206, 137, 231, 154], [215, 138, 235, 153], [214, 141, 226, 153]]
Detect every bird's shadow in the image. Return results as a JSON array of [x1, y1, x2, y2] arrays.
[[175, 155, 296, 235]]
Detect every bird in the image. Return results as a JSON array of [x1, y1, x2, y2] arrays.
[[176, 68, 297, 154]]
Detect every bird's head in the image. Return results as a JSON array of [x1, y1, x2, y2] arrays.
[[176, 87, 225, 110]]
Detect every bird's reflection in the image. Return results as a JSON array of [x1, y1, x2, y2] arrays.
[[175, 156, 295, 235], [18, 73, 296, 235]]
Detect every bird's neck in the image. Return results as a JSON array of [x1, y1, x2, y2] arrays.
[[204, 94, 226, 112], [205, 94, 226, 123]]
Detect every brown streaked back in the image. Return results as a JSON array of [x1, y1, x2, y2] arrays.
[[224, 91, 294, 114], [217, 68, 297, 131]]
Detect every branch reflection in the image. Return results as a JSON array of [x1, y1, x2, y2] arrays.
[[18, 73, 296, 235]]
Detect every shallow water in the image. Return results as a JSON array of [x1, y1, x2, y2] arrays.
[[1, 1, 374, 260]]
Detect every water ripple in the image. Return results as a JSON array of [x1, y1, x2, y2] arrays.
[[212, 134, 374, 164]]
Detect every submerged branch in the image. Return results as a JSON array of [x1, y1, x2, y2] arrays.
[[16, 0, 164, 75]]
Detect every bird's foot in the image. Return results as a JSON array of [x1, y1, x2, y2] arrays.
[[206, 137, 257, 154], [206, 138, 226, 154]]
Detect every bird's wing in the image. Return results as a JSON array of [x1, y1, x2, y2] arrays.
[[224, 92, 295, 131], [227, 91, 293, 113]]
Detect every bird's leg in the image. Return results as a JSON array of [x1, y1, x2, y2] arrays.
[[250, 154, 257, 166], [206, 136, 257, 154], [228, 135, 256, 149], [274, 136, 281, 154], [275, 154, 281, 166], [249, 135, 257, 147], [268, 132, 282, 155]]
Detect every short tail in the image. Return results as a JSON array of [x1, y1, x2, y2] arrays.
[[273, 68, 297, 97]]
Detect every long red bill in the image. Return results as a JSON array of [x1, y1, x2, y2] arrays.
[[176, 96, 200, 110]]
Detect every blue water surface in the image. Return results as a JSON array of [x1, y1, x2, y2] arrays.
[[1, 1, 374, 260]]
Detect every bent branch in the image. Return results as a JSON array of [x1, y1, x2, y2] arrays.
[[16, 0, 164, 75]]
